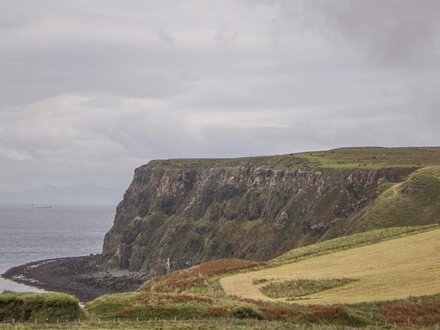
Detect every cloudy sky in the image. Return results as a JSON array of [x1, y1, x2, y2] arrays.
[[1, 0, 439, 203]]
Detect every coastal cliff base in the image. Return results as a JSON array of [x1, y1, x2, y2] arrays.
[[2, 256, 147, 302]]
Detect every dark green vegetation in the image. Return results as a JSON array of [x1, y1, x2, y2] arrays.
[[259, 279, 358, 300], [0, 291, 84, 322], [103, 147, 440, 278]]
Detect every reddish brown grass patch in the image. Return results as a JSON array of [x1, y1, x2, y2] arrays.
[[142, 258, 263, 293], [167, 294, 214, 304], [383, 301, 440, 326], [208, 306, 226, 317], [260, 306, 301, 320], [300, 305, 347, 321]]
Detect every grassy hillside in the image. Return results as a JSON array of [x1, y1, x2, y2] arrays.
[[335, 166, 440, 235], [82, 226, 440, 327], [85, 259, 266, 321], [272, 225, 437, 264], [220, 228, 440, 305]]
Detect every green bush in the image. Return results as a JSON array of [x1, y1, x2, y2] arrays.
[[0, 291, 84, 322], [229, 305, 265, 320]]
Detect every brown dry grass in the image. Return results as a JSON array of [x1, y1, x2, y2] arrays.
[[221, 229, 440, 305], [383, 300, 440, 326]]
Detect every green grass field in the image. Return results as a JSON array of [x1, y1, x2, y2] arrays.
[[221, 228, 440, 305]]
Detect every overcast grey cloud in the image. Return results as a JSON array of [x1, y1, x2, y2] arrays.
[[0, 0, 439, 204]]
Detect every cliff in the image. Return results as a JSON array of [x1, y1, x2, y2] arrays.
[[103, 147, 440, 276]]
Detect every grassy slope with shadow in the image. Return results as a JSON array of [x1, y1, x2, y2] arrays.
[[331, 166, 440, 235]]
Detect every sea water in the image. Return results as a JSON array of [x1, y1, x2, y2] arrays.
[[0, 204, 115, 293]]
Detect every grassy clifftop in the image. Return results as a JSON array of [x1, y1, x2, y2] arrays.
[[298, 147, 440, 169], [145, 147, 440, 170]]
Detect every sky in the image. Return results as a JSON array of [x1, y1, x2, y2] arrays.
[[0, 0, 439, 204]]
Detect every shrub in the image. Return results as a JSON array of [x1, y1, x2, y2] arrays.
[[259, 306, 301, 320], [0, 291, 84, 322], [229, 305, 265, 320]]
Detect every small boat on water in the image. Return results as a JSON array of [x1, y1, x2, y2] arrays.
[[31, 204, 52, 208]]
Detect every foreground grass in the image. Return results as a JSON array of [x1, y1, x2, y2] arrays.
[[0, 319, 376, 330], [83, 227, 440, 327], [4, 295, 440, 328], [4, 227, 440, 327], [221, 228, 440, 305]]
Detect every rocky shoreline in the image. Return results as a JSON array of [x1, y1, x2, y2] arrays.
[[1, 255, 149, 302]]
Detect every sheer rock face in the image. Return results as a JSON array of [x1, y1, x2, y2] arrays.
[[102, 163, 413, 276]]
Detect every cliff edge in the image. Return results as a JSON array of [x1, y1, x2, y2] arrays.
[[102, 147, 440, 277]]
